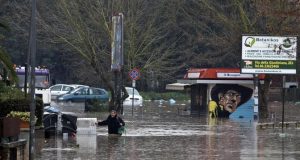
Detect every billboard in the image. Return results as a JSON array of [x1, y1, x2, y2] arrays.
[[241, 36, 297, 74]]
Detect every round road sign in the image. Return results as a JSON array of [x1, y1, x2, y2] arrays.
[[129, 68, 140, 80]]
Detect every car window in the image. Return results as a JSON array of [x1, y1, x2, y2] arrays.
[[75, 88, 89, 95], [91, 88, 105, 95], [100, 89, 106, 95], [126, 88, 140, 95], [89, 89, 93, 95], [50, 85, 62, 91], [83, 88, 89, 95], [62, 86, 74, 91]]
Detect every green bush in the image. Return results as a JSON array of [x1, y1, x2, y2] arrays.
[[0, 83, 44, 126], [0, 83, 25, 102], [0, 98, 44, 126], [140, 91, 189, 101], [85, 99, 109, 112]]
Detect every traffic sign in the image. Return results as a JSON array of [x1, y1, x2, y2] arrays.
[[129, 68, 140, 80]]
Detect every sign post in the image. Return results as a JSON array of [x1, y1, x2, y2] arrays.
[[111, 13, 124, 113], [129, 68, 140, 116], [28, 0, 37, 159], [132, 80, 136, 116], [241, 35, 297, 134], [282, 76, 286, 133]]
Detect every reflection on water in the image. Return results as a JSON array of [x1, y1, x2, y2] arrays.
[[76, 135, 97, 154], [18, 101, 300, 160]]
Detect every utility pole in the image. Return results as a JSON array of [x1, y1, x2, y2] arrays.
[[28, 0, 37, 159], [282, 76, 286, 133], [111, 13, 124, 113], [253, 74, 259, 120]]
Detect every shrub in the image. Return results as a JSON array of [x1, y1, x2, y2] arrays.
[[0, 98, 44, 126], [85, 99, 109, 112], [0, 83, 44, 126], [140, 91, 189, 101], [0, 83, 25, 102]]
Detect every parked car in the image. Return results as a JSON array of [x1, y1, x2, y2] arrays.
[[57, 86, 109, 103], [50, 84, 89, 100], [49, 84, 76, 100], [123, 87, 143, 107], [68, 84, 89, 88]]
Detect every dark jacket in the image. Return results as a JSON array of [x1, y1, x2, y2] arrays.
[[98, 115, 125, 134]]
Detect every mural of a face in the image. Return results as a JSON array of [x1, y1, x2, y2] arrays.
[[218, 90, 241, 113], [211, 84, 253, 118]]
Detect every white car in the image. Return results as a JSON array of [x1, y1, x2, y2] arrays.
[[69, 84, 89, 88], [123, 87, 143, 107], [49, 84, 76, 100]]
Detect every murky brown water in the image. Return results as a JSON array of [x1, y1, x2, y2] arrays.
[[19, 100, 300, 160]]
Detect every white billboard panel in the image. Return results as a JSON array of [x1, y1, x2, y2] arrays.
[[242, 36, 297, 60], [241, 68, 296, 74], [241, 36, 297, 74], [217, 73, 253, 78]]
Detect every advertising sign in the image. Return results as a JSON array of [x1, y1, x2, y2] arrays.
[[241, 36, 297, 74]]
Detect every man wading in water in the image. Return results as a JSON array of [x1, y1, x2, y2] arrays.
[[96, 110, 125, 135]]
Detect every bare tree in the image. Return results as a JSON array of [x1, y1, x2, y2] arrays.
[[4, 0, 300, 116], [169, 0, 300, 118], [37, 0, 181, 110], [254, 0, 300, 118]]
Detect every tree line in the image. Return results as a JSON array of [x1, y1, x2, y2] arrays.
[[1, 0, 300, 117]]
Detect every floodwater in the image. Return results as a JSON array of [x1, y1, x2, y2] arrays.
[[19, 100, 300, 160]]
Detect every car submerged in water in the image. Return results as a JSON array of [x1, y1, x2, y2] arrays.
[[123, 87, 143, 107], [57, 86, 109, 103]]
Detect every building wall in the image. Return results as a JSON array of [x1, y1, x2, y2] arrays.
[[190, 84, 207, 115]]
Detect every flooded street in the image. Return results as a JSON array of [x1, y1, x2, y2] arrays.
[[20, 101, 300, 160]]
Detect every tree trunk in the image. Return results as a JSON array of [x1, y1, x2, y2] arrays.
[[258, 74, 272, 120], [90, 61, 115, 112]]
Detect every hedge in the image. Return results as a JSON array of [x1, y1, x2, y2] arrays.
[[140, 91, 189, 101], [0, 98, 44, 126]]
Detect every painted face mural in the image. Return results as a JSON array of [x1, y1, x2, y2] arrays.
[[219, 90, 241, 113], [210, 84, 253, 118]]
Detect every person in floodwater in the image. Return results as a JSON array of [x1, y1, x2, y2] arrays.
[[208, 100, 218, 118], [96, 110, 125, 135], [210, 84, 253, 118]]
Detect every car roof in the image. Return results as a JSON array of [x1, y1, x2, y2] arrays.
[[69, 84, 89, 88], [50, 84, 74, 88], [69, 86, 107, 93], [125, 87, 139, 90], [125, 87, 140, 93], [50, 84, 88, 88], [89, 87, 107, 90]]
